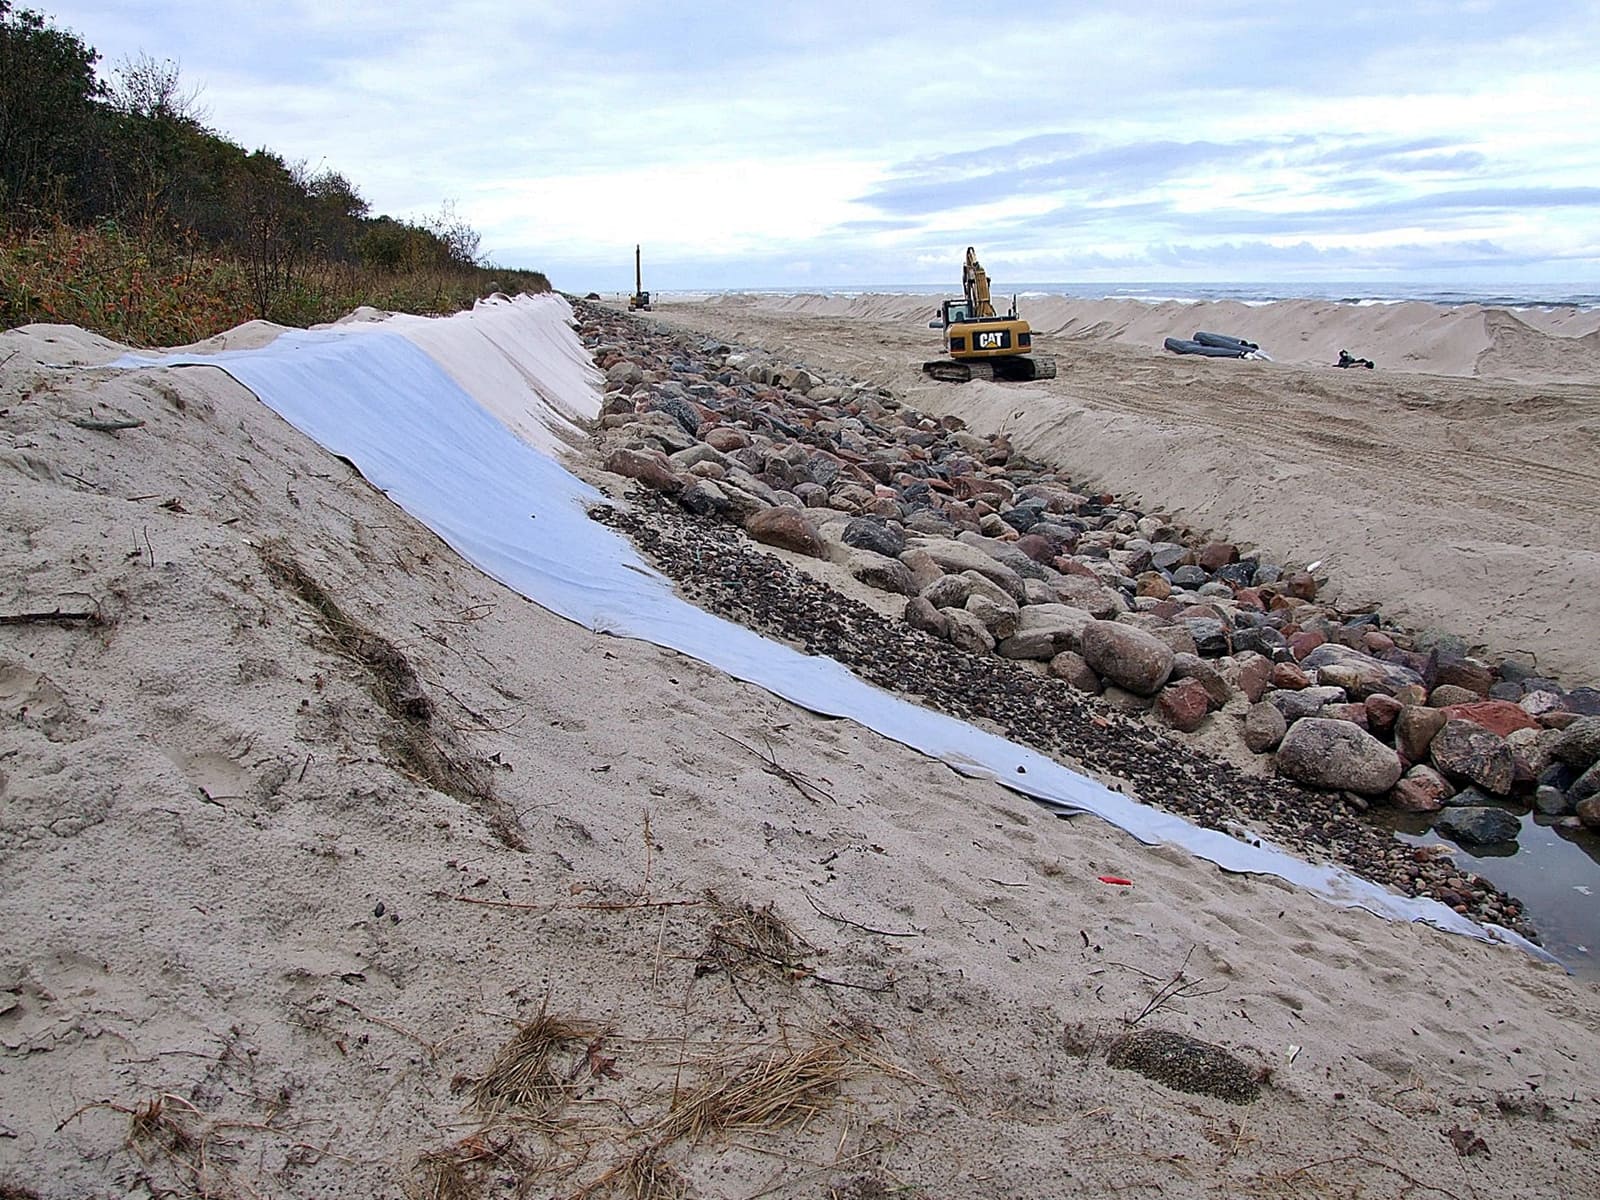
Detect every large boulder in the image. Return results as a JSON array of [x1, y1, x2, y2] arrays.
[[1433, 806, 1521, 845], [1300, 643, 1424, 698], [1429, 719, 1515, 795], [1170, 653, 1234, 709], [603, 446, 683, 494], [1052, 573, 1127, 619], [841, 517, 906, 559], [1276, 717, 1403, 796], [1389, 765, 1452, 813], [903, 595, 950, 639], [1048, 651, 1101, 692], [1439, 700, 1540, 737], [907, 537, 1027, 602], [744, 507, 823, 557], [943, 608, 996, 655], [1578, 794, 1600, 830], [1079, 621, 1174, 696], [1394, 705, 1448, 762], [846, 550, 915, 595], [997, 602, 1093, 661], [1156, 678, 1213, 732], [965, 593, 1020, 641], [921, 573, 976, 610], [1243, 702, 1288, 753], [1269, 685, 1348, 724], [1552, 716, 1600, 771]]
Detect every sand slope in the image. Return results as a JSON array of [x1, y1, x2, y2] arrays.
[[2, 311, 1598, 1199]]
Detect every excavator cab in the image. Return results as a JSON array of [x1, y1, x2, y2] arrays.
[[931, 300, 977, 328]]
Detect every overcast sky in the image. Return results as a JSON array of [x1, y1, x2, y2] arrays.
[[37, 0, 1600, 291]]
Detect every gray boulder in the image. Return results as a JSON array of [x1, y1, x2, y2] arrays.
[[846, 550, 915, 596], [1270, 685, 1348, 724], [904, 595, 949, 639], [842, 517, 906, 559], [1300, 643, 1424, 698], [966, 593, 1020, 641], [1276, 717, 1403, 796], [908, 538, 1028, 603], [997, 604, 1094, 661], [1053, 573, 1127, 619], [1049, 651, 1101, 692], [1434, 806, 1521, 845], [944, 608, 996, 655], [1243, 702, 1288, 753], [1552, 716, 1600, 771]]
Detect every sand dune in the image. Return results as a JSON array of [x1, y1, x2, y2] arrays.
[[3, 300, 1599, 1199], [739, 291, 1600, 381]]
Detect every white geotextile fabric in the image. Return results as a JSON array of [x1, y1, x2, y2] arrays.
[[110, 293, 1547, 959]]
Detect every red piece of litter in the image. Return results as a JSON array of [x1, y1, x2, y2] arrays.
[[1096, 875, 1133, 886]]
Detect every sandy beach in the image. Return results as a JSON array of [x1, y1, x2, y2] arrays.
[[3, 295, 1600, 1200]]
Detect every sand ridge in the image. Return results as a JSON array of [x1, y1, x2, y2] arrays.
[[2, 307, 1598, 1198]]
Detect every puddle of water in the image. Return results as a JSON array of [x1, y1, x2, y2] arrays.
[[1376, 809, 1600, 978]]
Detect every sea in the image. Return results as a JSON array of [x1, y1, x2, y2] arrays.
[[676, 281, 1600, 310]]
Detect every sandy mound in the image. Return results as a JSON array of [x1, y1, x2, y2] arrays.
[[2, 307, 1598, 1199]]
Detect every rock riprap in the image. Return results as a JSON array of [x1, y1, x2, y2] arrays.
[[574, 301, 1600, 933]]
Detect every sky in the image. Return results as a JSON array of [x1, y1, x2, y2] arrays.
[[33, 0, 1600, 291]]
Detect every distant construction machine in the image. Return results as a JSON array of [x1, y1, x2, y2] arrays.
[[923, 247, 1055, 382], [627, 244, 651, 311]]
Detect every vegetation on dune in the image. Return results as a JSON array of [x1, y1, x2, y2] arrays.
[[0, 2, 548, 345]]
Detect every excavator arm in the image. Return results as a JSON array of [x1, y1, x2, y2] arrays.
[[963, 246, 997, 318]]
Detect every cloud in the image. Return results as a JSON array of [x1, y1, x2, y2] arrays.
[[32, 0, 1600, 285]]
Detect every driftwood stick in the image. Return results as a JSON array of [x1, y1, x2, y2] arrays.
[[803, 891, 920, 938], [0, 608, 99, 626], [71, 416, 145, 432]]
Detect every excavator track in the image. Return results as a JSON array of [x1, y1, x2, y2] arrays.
[[922, 355, 1056, 383], [922, 359, 974, 383]]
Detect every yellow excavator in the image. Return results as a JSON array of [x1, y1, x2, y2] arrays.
[[923, 247, 1056, 382], [627, 244, 651, 312]]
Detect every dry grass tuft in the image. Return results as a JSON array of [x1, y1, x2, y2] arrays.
[[651, 1034, 858, 1145], [412, 1132, 546, 1200], [573, 1145, 691, 1200], [466, 1005, 605, 1124], [699, 892, 812, 982]]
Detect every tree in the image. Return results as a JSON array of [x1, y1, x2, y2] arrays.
[[305, 168, 369, 261], [424, 200, 483, 269], [0, 2, 103, 216], [100, 53, 219, 231], [107, 52, 209, 124]]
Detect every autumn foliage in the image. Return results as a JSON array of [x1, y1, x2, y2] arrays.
[[0, 2, 549, 345]]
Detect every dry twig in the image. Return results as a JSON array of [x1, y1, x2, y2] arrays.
[[715, 730, 835, 804], [1123, 946, 1224, 1026]]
